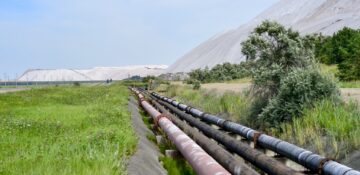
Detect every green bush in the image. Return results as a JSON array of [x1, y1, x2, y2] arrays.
[[258, 68, 339, 128], [241, 21, 339, 128], [73, 81, 80, 87], [192, 80, 201, 90]]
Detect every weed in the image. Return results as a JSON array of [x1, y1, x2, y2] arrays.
[[0, 84, 137, 175]]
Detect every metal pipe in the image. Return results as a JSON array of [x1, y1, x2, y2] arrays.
[[156, 99, 302, 175], [130, 88, 231, 175], [150, 98, 260, 175], [151, 92, 360, 175]]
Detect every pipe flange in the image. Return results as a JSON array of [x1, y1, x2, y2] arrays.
[[185, 106, 193, 113], [253, 132, 262, 149], [155, 114, 171, 127]]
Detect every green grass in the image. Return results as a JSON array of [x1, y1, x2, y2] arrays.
[[339, 81, 360, 88], [163, 84, 251, 122], [320, 64, 339, 75], [224, 77, 252, 84], [159, 157, 195, 175], [276, 99, 360, 159], [0, 84, 137, 175]]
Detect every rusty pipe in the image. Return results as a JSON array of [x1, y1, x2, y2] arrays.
[[131, 89, 230, 175], [156, 99, 302, 175], [151, 92, 360, 175], [150, 98, 260, 175]]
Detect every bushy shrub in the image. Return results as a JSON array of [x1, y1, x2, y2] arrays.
[[258, 68, 339, 128], [192, 80, 201, 90], [241, 21, 339, 128], [73, 82, 80, 87]]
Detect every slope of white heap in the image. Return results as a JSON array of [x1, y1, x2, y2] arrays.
[[17, 65, 168, 81], [168, 0, 360, 73]]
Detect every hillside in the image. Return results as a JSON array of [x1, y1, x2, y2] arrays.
[[17, 65, 167, 81], [168, 0, 360, 73]]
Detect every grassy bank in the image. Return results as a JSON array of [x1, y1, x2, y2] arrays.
[[160, 84, 360, 159], [0, 84, 137, 175]]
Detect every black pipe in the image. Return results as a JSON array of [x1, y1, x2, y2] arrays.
[[156, 99, 302, 175], [151, 92, 360, 175], [150, 99, 259, 175]]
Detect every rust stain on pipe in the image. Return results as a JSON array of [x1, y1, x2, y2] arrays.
[[131, 88, 230, 175]]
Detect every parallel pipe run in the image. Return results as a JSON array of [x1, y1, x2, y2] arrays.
[[151, 92, 360, 175], [156, 99, 302, 175], [131, 89, 230, 175], [150, 98, 260, 175]]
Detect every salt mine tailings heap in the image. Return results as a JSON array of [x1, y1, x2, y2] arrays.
[[130, 88, 230, 175], [151, 92, 360, 175]]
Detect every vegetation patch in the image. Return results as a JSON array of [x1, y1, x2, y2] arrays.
[[163, 84, 251, 123], [276, 99, 360, 159], [315, 27, 360, 81], [0, 84, 137, 175], [159, 157, 195, 175]]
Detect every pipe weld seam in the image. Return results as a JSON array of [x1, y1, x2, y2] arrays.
[[185, 106, 193, 113], [253, 132, 262, 149], [318, 158, 334, 175], [155, 113, 171, 127]]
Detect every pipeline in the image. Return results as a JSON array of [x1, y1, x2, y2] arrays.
[[151, 92, 360, 175], [130, 88, 230, 175], [156, 98, 302, 175], [149, 98, 260, 175]]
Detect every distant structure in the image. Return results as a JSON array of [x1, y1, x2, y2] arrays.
[[17, 65, 168, 82]]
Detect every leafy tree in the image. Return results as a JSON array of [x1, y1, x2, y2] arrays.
[[337, 34, 360, 81], [241, 21, 338, 128], [315, 27, 360, 80], [241, 20, 314, 96]]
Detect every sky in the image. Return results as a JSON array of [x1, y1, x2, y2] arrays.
[[0, 0, 278, 79]]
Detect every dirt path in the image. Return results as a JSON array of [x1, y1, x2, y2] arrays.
[[341, 88, 360, 103], [127, 96, 167, 175], [0, 88, 30, 94]]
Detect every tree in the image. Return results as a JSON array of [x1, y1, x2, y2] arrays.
[[337, 34, 360, 81], [241, 20, 314, 96], [241, 21, 338, 128]]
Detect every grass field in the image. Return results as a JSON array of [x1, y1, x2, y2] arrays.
[[0, 84, 137, 175]]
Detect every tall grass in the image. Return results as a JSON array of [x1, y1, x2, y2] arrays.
[[0, 84, 137, 175], [339, 81, 360, 88], [276, 99, 360, 159], [163, 84, 251, 122]]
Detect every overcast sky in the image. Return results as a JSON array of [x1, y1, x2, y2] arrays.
[[0, 0, 278, 79]]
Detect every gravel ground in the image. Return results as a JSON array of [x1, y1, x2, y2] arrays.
[[127, 96, 167, 175]]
